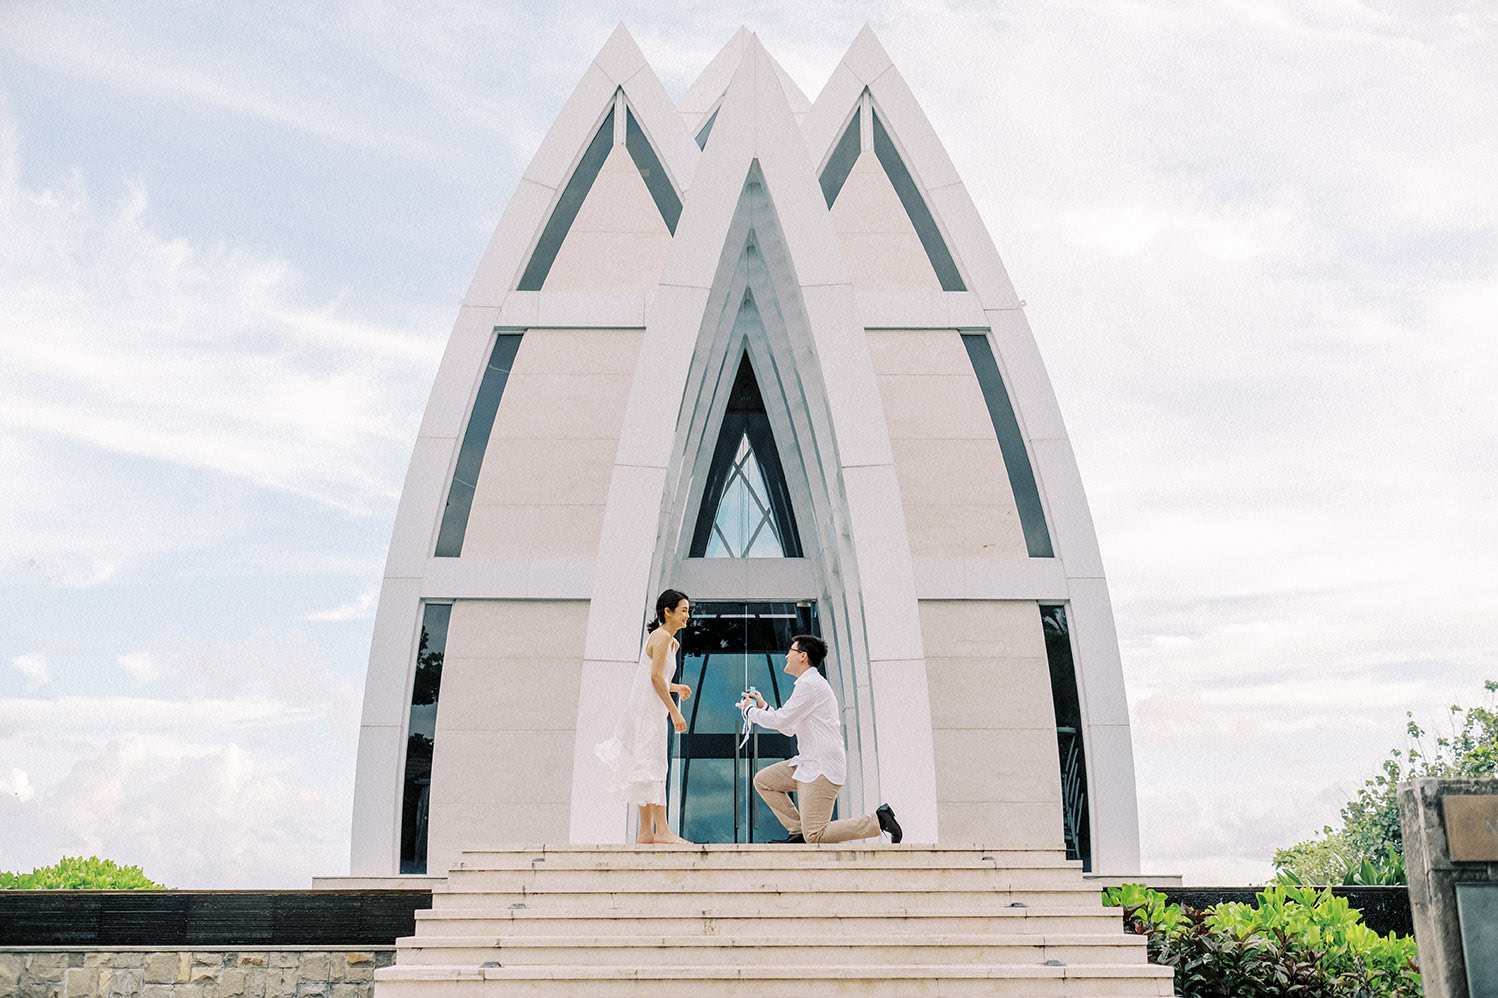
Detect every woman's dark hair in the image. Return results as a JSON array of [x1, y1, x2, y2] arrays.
[[647, 589, 690, 632], [791, 634, 827, 670]]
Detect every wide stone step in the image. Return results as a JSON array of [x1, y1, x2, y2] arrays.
[[384, 846, 1166, 998], [441, 864, 1088, 893], [430, 886, 1106, 914], [395, 932, 1150, 967], [413, 905, 1131, 937], [374, 962, 1175, 997], [447, 844, 1075, 871]]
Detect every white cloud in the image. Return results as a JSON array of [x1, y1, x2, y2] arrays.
[[304, 588, 379, 623], [115, 650, 164, 684], [0, 632, 359, 885], [0, 109, 446, 586], [0, 735, 347, 887], [10, 652, 50, 689], [1, 768, 34, 803]]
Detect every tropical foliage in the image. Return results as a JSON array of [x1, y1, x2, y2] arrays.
[[1104, 882, 1420, 997], [1273, 680, 1498, 886], [0, 855, 164, 889]]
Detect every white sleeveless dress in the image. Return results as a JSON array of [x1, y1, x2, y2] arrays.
[[595, 635, 677, 806]]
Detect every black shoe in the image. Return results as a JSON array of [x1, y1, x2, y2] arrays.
[[876, 804, 902, 844], [767, 833, 804, 844]]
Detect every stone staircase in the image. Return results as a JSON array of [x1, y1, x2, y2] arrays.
[[374, 844, 1174, 996]]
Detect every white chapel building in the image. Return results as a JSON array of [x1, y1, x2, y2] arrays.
[[349, 25, 1143, 879]]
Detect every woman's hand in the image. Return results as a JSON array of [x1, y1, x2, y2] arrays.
[[671, 710, 688, 733], [671, 683, 693, 701]]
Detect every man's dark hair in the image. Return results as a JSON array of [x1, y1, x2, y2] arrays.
[[791, 634, 827, 671]]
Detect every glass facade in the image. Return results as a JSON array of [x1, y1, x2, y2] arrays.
[[433, 332, 524, 557], [670, 601, 824, 842], [689, 352, 803, 559], [1042, 603, 1091, 871], [961, 332, 1054, 558], [400, 602, 452, 874]]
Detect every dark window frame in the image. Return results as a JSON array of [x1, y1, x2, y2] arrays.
[[400, 602, 453, 875]]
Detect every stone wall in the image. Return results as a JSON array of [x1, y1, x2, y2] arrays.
[[0, 948, 394, 998]]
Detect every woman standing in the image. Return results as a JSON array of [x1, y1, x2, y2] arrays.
[[595, 589, 694, 844]]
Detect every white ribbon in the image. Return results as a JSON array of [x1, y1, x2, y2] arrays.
[[737, 698, 757, 750]]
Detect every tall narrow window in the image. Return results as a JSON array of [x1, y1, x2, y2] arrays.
[[518, 98, 685, 289], [434, 332, 523, 557], [961, 332, 1054, 558], [625, 109, 681, 233], [400, 602, 452, 874], [870, 110, 966, 291], [694, 108, 719, 149], [689, 351, 803, 559], [819, 112, 861, 208], [1042, 604, 1091, 871], [516, 108, 615, 291]]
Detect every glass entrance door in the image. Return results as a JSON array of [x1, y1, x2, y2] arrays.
[[669, 601, 822, 842]]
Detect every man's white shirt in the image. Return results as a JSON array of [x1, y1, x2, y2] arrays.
[[743, 668, 847, 786]]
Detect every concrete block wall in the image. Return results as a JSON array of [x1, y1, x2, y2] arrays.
[[0, 949, 394, 998]]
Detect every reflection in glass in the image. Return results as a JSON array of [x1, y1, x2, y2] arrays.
[[1042, 604, 1092, 871], [706, 436, 786, 558], [670, 602, 827, 843], [690, 351, 803, 559], [400, 603, 452, 874]]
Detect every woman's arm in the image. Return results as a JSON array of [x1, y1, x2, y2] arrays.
[[648, 632, 688, 732]]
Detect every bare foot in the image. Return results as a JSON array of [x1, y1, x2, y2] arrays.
[[651, 832, 693, 845], [634, 835, 654, 844]]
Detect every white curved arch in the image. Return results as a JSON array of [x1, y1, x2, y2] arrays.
[[350, 25, 701, 874], [801, 26, 1142, 872], [568, 35, 938, 844]]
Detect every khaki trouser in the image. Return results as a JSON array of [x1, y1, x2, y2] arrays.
[[752, 759, 881, 843]]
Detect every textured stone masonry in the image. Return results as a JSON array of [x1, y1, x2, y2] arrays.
[[0, 949, 394, 998]]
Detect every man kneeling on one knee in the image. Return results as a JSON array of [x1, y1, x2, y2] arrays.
[[737, 634, 902, 845]]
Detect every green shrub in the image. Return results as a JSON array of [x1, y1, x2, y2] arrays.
[[0, 855, 165, 889], [1103, 883, 1420, 997], [1275, 679, 1498, 885]]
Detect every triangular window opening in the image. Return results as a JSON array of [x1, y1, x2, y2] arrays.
[[818, 97, 966, 292], [517, 98, 682, 291], [690, 353, 804, 559]]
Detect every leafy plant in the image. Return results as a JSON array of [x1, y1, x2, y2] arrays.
[[1274, 679, 1498, 885], [1103, 883, 1421, 997], [1273, 844, 1406, 888], [0, 855, 165, 889]]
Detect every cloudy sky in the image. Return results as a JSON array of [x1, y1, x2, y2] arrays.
[[2, 0, 1495, 888]]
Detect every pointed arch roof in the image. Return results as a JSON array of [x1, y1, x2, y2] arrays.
[[803, 26, 1022, 309], [679, 27, 811, 134], [465, 24, 700, 306]]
